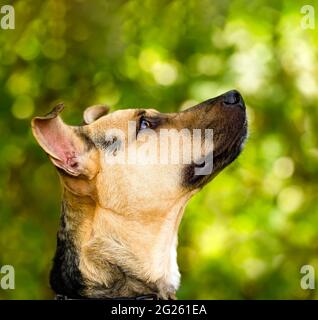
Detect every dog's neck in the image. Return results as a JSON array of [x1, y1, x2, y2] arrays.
[[50, 188, 191, 299]]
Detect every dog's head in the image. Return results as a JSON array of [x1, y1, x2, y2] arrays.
[[32, 90, 247, 217]]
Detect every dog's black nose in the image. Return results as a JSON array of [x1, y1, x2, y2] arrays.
[[223, 90, 245, 109]]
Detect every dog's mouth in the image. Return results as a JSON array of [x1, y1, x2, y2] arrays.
[[212, 124, 247, 171], [182, 90, 248, 188], [182, 129, 247, 188]]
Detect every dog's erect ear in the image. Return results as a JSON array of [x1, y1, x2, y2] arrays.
[[83, 105, 109, 124], [32, 103, 94, 177]]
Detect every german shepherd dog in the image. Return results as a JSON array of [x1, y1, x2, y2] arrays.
[[31, 90, 247, 300]]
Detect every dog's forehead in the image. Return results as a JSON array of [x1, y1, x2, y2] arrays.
[[85, 108, 162, 137], [92, 108, 160, 126], [88, 109, 138, 129]]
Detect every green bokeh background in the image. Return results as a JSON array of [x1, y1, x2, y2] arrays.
[[0, 0, 318, 299]]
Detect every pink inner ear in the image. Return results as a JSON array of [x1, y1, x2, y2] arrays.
[[34, 117, 78, 166]]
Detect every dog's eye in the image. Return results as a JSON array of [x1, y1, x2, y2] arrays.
[[139, 118, 151, 130]]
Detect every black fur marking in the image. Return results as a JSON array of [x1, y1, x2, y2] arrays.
[[182, 160, 209, 187], [95, 136, 122, 157], [182, 140, 245, 188], [95, 136, 118, 150], [49, 202, 85, 298], [75, 128, 95, 151]]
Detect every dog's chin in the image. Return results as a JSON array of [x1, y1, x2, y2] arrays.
[[182, 128, 247, 189]]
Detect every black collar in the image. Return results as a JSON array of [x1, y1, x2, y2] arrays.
[[55, 293, 159, 300]]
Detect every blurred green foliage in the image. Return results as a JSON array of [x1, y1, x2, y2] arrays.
[[0, 0, 318, 299]]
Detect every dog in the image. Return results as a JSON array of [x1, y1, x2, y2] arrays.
[[31, 90, 247, 300]]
